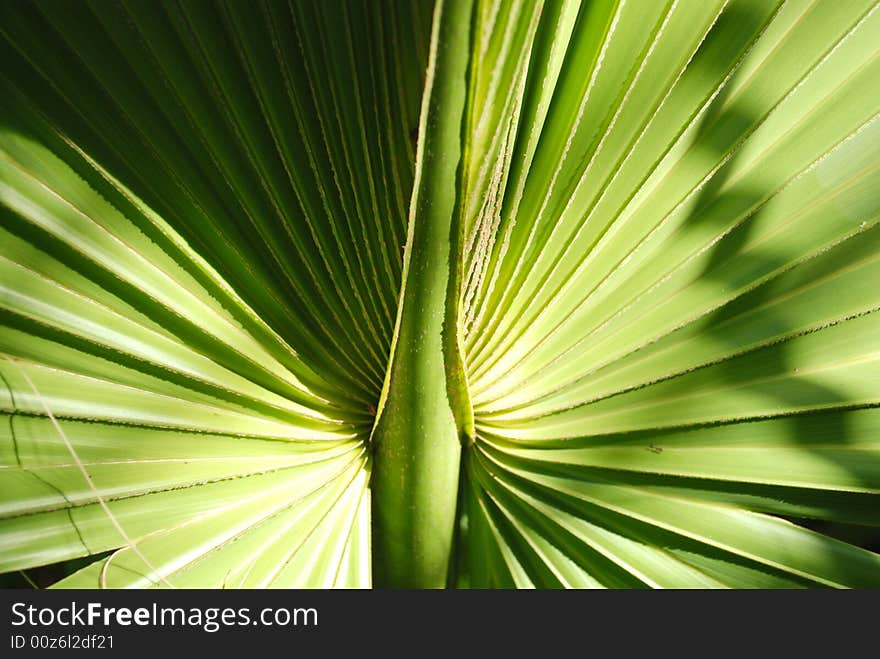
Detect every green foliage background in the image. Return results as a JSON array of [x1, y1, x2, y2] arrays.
[[1, 0, 879, 588]]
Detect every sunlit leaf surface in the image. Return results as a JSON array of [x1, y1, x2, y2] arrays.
[[1, 0, 878, 588]]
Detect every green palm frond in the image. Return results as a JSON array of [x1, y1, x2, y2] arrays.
[[1, 0, 878, 588]]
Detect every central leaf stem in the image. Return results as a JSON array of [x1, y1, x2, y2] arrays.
[[370, 0, 475, 589]]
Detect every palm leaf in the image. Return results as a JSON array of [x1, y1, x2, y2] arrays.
[[1, 0, 878, 588]]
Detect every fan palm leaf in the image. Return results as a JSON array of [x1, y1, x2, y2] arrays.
[[1, 0, 878, 588]]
